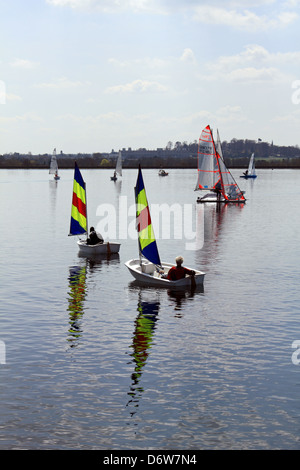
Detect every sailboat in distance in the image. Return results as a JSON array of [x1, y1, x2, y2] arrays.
[[240, 153, 257, 179], [111, 151, 122, 181], [125, 165, 205, 288], [69, 162, 121, 255], [49, 148, 60, 180], [195, 125, 246, 203]]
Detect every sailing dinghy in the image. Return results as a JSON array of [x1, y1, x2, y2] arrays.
[[125, 166, 205, 288], [240, 153, 257, 179], [195, 126, 246, 203], [111, 151, 122, 181], [49, 148, 60, 180], [69, 162, 121, 255]]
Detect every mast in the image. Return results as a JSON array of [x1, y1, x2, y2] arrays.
[[212, 128, 226, 200], [216, 129, 246, 202]]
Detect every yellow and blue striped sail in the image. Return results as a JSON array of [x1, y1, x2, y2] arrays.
[[135, 166, 161, 266], [69, 162, 87, 236]]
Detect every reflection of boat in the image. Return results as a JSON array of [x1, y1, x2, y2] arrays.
[[78, 252, 120, 263], [125, 165, 205, 288], [240, 153, 257, 179], [158, 169, 168, 176], [195, 126, 245, 204], [69, 162, 121, 255], [67, 264, 87, 347], [111, 151, 122, 181], [126, 295, 160, 414], [49, 148, 60, 180]]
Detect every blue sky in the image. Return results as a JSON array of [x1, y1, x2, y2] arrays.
[[1, 0, 300, 154]]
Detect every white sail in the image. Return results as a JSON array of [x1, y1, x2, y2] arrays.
[[196, 126, 246, 203], [116, 151, 122, 176], [247, 153, 256, 176], [49, 148, 58, 174], [195, 125, 219, 191]]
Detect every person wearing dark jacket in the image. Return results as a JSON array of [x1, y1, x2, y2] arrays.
[[86, 227, 104, 245]]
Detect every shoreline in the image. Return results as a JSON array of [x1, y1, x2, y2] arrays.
[[0, 162, 299, 170]]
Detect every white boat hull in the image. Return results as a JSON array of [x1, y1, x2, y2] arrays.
[[125, 259, 205, 288], [197, 192, 246, 203], [77, 240, 120, 255]]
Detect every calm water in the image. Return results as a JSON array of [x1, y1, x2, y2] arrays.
[[0, 167, 300, 450]]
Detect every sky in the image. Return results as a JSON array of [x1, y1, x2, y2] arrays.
[[1, 0, 300, 154]]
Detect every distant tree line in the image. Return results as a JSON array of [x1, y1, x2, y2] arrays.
[[1, 138, 300, 169]]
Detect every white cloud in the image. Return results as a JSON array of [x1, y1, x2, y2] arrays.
[[105, 79, 167, 94], [9, 58, 38, 69], [227, 66, 282, 82], [36, 77, 89, 89], [201, 44, 300, 83], [0, 113, 43, 124], [46, 0, 159, 13], [6, 93, 22, 102], [180, 48, 196, 64], [192, 5, 297, 30], [45, 0, 299, 31]]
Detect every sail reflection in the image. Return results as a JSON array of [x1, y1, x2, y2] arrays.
[[66, 254, 120, 348], [126, 294, 160, 417], [196, 202, 244, 269], [67, 264, 87, 347]]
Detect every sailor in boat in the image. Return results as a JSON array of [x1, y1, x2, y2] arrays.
[[162, 256, 195, 281], [213, 181, 222, 202], [86, 226, 104, 245], [243, 169, 248, 177]]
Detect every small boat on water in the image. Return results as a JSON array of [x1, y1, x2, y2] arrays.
[[125, 259, 205, 288], [195, 126, 246, 204], [240, 153, 257, 179], [158, 169, 168, 176], [125, 165, 205, 288], [111, 151, 122, 181], [69, 162, 121, 255], [49, 148, 60, 180]]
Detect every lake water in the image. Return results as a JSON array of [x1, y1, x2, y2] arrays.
[[0, 167, 300, 450]]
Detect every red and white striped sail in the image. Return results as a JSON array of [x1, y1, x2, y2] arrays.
[[195, 125, 245, 203], [195, 125, 220, 191]]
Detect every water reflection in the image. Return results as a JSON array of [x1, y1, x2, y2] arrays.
[[167, 285, 204, 315], [78, 252, 120, 268], [196, 202, 244, 269], [66, 253, 120, 347], [48, 180, 59, 225], [126, 292, 160, 418], [67, 264, 87, 347], [112, 179, 122, 195]]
